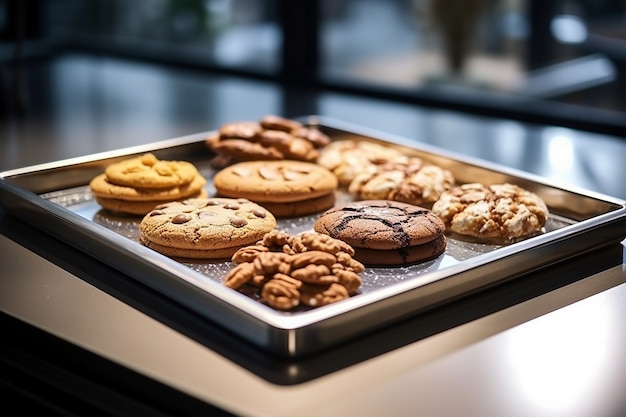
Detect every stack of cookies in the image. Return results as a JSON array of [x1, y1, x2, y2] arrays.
[[89, 153, 207, 215], [206, 115, 330, 164], [213, 160, 338, 218], [314, 200, 447, 267]]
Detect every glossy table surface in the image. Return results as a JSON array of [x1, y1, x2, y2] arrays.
[[1, 54, 626, 416]]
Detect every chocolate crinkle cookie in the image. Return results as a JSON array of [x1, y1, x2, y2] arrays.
[[224, 230, 364, 311]]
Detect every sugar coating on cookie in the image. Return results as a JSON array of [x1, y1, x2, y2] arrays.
[[314, 199, 446, 250], [139, 198, 277, 256], [431, 182, 549, 240]]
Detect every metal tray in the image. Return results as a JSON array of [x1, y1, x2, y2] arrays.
[[2, 116, 625, 358]]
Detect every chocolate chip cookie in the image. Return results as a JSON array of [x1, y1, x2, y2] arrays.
[[139, 197, 277, 259]]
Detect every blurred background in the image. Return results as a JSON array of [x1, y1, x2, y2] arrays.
[[0, 0, 625, 197], [3, 0, 625, 124]]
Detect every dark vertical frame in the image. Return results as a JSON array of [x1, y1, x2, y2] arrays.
[[277, 0, 321, 86]]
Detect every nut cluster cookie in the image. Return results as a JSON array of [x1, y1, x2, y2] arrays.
[[316, 139, 405, 185], [348, 156, 455, 207], [139, 197, 277, 259], [213, 160, 338, 218], [314, 200, 447, 266], [224, 230, 364, 310], [206, 115, 330, 164], [431, 182, 549, 242], [89, 153, 207, 215]]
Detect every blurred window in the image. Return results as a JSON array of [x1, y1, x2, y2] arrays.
[[3, 0, 626, 134], [320, 0, 626, 123], [39, 0, 280, 74]]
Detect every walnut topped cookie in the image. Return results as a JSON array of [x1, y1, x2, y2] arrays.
[[206, 115, 330, 164], [139, 197, 276, 259], [431, 182, 549, 242]]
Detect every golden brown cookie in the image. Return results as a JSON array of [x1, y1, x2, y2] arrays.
[[139, 197, 277, 259], [348, 156, 455, 207], [89, 172, 206, 202], [89, 153, 207, 216], [95, 188, 208, 215], [314, 200, 447, 266], [431, 182, 549, 242], [104, 153, 198, 188], [316, 140, 405, 185], [213, 160, 338, 217], [255, 192, 336, 218]]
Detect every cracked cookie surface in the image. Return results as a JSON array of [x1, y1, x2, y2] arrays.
[[314, 200, 447, 266]]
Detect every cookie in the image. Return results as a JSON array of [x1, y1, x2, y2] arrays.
[[104, 153, 198, 188], [206, 115, 330, 163], [139, 197, 277, 259], [89, 153, 207, 216], [317, 139, 405, 185], [351, 234, 447, 266], [224, 230, 364, 310], [213, 160, 338, 217], [89, 172, 206, 201], [431, 182, 549, 242], [348, 156, 455, 206], [94, 188, 208, 215], [314, 200, 447, 266], [257, 192, 336, 218]]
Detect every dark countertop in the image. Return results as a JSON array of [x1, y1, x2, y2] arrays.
[[2, 54, 625, 416]]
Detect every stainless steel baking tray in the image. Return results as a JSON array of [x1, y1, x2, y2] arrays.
[[2, 116, 625, 358]]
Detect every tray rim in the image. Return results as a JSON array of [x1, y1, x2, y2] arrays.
[[2, 116, 625, 357]]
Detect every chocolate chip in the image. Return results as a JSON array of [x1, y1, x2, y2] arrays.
[[224, 203, 239, 210], [252, 209, 266, 218], [230, 216, 248, 227], [172, 213, 191, 224]]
